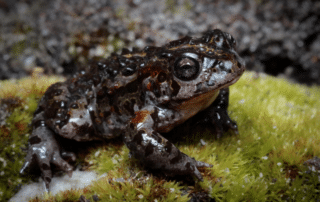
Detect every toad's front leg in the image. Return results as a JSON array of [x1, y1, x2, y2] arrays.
[[123, 108, 212, 180], [196, 88, 239, 138]]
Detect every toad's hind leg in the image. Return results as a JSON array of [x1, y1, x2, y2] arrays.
[[20, 118, 75, 191], [20, 83, 78, 191]]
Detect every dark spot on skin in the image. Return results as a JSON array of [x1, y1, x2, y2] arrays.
[[33, 106, 44, 115], [153, 85, 160, 98], [64, 114, 70, 122], [171, 80, 180, 97], [116, 117, 122, 123], [92, 195, 99, 201], [212, 68, 217, 73], [71, 103, 79, 109], [185, 162, 193, 171], [42, 163, 50, 170], [97, 62, 106, 70], [118, 58, 127, 67], [103, 111, 111, 118], [131, 99, 136, 108], [127, 81, 139, 93], [97, 87, 108, 100], [171, 113, 175, 119], [45, 101, 61, 118], [170, 152, 182, 164], [157, 72, 167, 83], [91, 75, 101, 86], [33, 120, 45, 128], [145, 142, 154, 157], [74, 122, 94, 136], [132, 47, 139, 53], [45, 177, 51, 183], [223, 40, 230, 50], [129, 123, 135, 130], [113, 105, 120, 114], [215, 35, 221, 43], [151, 131, 162, 143], [72, 95, 82, 100], [87, 97, 94, 105], [111, 52, 118, 57], [150, 110, 159, 124], [140, 92, 145, 103], [123, 100, 135, 115], [121, 48, 130, 55], [132, 130, 143, 145], [54, 89, 62, 96], [89, 111, 97, 123], [59, 121, 66, 127], [237, 61, 242, 69], [159, 52, 173, 58], [196, 83, 202, 92], [164, 142, 172, 153], [29, 136, 41, 145], [122, 64, 137, 76]]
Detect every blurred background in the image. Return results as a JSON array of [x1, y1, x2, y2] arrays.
[[0, 0, 319, 85]]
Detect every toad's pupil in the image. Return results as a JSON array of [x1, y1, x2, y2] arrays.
[[181, 65, 196, 76]]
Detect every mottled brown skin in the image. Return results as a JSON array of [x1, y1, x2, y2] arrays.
[[20, 29, 245, 191]]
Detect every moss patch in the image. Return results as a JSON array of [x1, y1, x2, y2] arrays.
[[0, 72, 64, 202], [1, 71, 320, 201]]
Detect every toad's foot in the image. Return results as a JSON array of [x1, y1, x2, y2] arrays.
[[20, 125, 75, 191]]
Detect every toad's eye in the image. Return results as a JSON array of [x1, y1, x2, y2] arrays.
[[173, 57, 200, 81]]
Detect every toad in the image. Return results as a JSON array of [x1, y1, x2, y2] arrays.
[[20, 29, 245, 190]]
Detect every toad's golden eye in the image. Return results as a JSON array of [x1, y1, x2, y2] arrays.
[[173, 57, 200, 81]]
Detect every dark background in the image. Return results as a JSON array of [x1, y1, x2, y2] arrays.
[[1, 0, 319, 85]]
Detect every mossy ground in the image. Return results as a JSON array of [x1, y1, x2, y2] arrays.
[[1, 71, 320, 201]]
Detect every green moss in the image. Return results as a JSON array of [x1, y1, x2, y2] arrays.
[[1, 71, 320, 201], [0, 74, 64, 202]]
